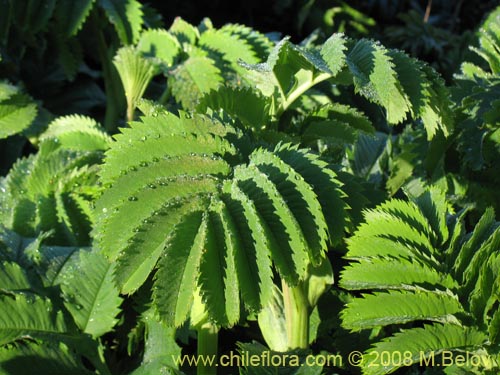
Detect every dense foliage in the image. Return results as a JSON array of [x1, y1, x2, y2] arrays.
[[0, 1, 499, 375]]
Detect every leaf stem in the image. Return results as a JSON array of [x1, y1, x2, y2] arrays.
[[277, 72, 331, 117], [197, 322, 219, 375], [282, 280, 309, 349]]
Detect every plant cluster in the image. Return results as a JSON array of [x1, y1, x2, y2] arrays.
[[0, 2, 499, 375]]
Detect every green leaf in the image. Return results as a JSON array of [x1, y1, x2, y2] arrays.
[[412, 187, 449, 246], [198, 87, 271, 128], [349, 132, 389, 183], [98, 0, 143, 44], [453, 208, 497, 281], [0, 341, 95, 375], [153, 210, 205, 326], [419, 64, 454, 138], [219, 24, 273, 59], [113, 197, 208, 294], [169, 56, 223, 110], [340, 257, 458, 291], [234, 164, 309, 283], [199, 27, 260, 78], [218, 194, 266, 313], [168, 17, 199, 46], [320, 33, 347, 76], [0, 294, 72, 345], [346, 39, 410, 124], [225, 182, 275, 310], [342, 290, 463, 330], [469, 253, 500, 328], [0, 91, 37, 140], [59, 249, 122, 337], [2, 145, 100, 243], [39, 115, 112, 151], [137, 29, 181, 69], [275, 145, 347, 245], [250, 148, 328, 264], [54, 0, 95, 37], [0, 261, 33, 294], [197, 208, 236, 326], [137, 307, 181, 371], [362, 325, 489, 375]]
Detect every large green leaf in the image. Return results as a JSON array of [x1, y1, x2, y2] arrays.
[[95, 112, 346, 327]]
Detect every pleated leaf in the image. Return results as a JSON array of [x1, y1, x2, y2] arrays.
[[95, 112, 347, 327], [113, 46, 157, 114]]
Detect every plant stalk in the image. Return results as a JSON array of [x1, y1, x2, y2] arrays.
[[92, 11, 124, 133], [282, 280, 309, 349], [197, 323, 219, 375]]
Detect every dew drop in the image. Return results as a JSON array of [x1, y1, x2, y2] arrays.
[[128, 196, 138, 202], [140, 136, 147, 142]]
